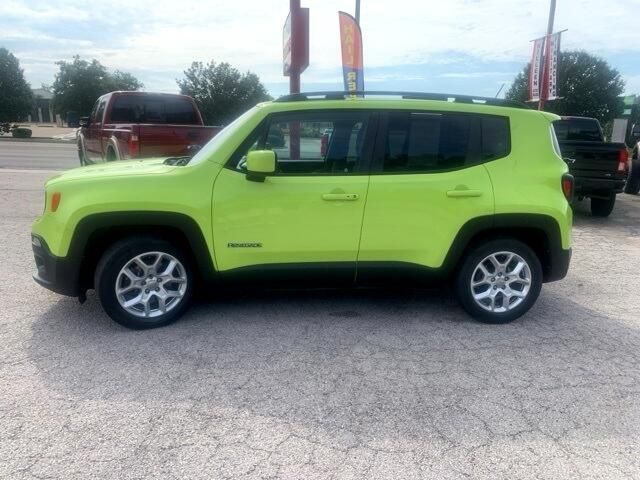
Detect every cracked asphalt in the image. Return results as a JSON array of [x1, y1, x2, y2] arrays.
[[1, 168, 640, 479]]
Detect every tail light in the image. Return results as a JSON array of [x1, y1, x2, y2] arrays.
[[561, 174, 574, 202], [128, 134, 140, 158], [617, 148, 629, 172]]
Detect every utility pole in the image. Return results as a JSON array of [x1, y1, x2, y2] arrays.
[[355, 0, 360, 24], [539, 0, 556, 111], [289, 0, 301, 94]]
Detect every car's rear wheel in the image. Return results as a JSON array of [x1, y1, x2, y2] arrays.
[[95, 238, 193, 329], [590, 193, 616, 217], [105, 147, 118, 162], [456, 239, 542, 324]]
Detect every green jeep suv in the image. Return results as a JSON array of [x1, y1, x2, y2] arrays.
[[31, 92, 573, 329]]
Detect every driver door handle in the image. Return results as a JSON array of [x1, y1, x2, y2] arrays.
[[322, 193, 359, 201], [446, 189, 483, 198]]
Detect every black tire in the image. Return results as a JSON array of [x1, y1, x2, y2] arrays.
[[95, 237, 194, 329], [455, 239, 543, 324], [590, 194, 616, 217], [624, 157, 640, 195], [105, 147, 117, 162]]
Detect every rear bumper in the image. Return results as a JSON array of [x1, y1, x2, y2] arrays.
[[574, 176, 626, 196], [31, 235, 80, 297], [545, 247, 572, 283]]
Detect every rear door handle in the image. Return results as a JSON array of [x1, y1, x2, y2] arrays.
[[446, 189, 483, 198], [322, 193, 359, 201]]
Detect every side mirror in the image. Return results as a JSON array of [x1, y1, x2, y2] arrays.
[[246, 150, 276, 182], [79, 117, 90, 128]]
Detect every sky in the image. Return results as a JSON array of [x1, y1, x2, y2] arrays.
[[1, 0, 639, 99]]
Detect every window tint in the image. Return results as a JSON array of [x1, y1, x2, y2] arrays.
[[110, 95, 199, 124], [481, 116, 510, 160], [383, 112, 472, 172], [89, 100, 100, 123], [94, 99, 106, 124], [229, 111, 370, 175], [553, 119, 602, 142]]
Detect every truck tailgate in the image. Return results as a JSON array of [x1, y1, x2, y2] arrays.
[[560, 141, 624, 178], [137, 125, 221, 157]]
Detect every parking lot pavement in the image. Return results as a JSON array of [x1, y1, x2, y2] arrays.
[[1, 168, 639, 480]]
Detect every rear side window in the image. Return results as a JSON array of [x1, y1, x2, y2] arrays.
[[481, 116, 510, 161], [383, 112, 472, 172], [553, 119, 602, 141], [110, 95, 199, 125]]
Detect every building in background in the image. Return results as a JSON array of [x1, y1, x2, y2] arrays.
[[29, 88, 54, 124]]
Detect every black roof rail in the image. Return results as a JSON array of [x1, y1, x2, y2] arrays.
[[275, 91, 529, 109]]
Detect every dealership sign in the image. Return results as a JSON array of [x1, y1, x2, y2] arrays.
[[529, 32, 563, 103], [283, 8, 309, 76]]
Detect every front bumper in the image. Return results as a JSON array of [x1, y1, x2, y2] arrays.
[[32, 234, 80, 297]]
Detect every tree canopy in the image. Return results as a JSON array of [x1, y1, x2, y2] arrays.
[[177, 61, 271, 125], [506, 50, 625, 126], [52, 56, 143, 116], [0, 48, 33, 122]]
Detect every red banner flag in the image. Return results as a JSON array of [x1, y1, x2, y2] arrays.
[[529, 38, 545, 102]]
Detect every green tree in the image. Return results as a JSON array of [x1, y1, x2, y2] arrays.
[[0, 48, 33, 122], [506, 50, 625, 126], [177, 61, 271, 125], [52, 56, 143, 116]]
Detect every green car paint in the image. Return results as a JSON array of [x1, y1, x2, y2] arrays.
[[32, 97, 571, 292]]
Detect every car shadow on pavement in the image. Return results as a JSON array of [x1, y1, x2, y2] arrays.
[[27, 285, 640, 452]]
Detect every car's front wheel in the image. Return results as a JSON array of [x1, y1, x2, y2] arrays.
[[95, 238, 193, 329], [456, 239, 542, 324]]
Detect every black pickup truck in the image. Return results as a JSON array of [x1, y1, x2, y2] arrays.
[[553, 116, 629, 217]]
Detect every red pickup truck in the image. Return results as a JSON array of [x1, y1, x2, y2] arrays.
[[77, 91, 221, 165]]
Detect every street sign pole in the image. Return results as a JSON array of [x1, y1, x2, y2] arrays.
[[539, 0, 556, 111], [289, 0, 301, 94], [355, 0, 360, 24]]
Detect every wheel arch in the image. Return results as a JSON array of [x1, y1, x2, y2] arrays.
[[71, 212, 215, 291], [444, 214, 566, 283]]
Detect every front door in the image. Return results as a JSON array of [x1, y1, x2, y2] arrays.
[[85, 97, 106, 162], [212, 109, 376, 284]]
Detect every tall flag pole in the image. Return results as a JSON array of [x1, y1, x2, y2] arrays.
[[339, 11, 364, 95]]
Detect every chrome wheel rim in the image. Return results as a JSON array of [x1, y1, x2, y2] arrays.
[[470, 251, 532, 313], [115, 252, 188, 318]]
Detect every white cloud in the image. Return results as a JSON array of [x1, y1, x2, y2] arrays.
[[3, 0, 639, 92]]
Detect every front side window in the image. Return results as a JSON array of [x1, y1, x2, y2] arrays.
[[382, 112, 473, 172], [228, 110, 371, 175]]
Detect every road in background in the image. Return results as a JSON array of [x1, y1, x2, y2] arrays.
[[1, 166, 640, 478], [0, 141, 77, 170]]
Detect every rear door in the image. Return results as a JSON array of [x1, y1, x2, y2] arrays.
[[212, 109, 376, 284], [358, 110, 499, 279]]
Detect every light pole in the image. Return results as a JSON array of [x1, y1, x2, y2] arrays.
[[539, 0, 556, 111], [355, 0, 360, 24]]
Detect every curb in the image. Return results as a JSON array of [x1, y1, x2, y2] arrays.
[[0, 137, 75, 144]]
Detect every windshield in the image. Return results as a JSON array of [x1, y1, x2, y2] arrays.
[[189, 107, 260, 166]]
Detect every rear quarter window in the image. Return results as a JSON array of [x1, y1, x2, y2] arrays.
[[481, 116, 510, 160]]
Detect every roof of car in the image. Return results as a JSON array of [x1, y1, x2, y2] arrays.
[[274, 91, 529, 109]]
